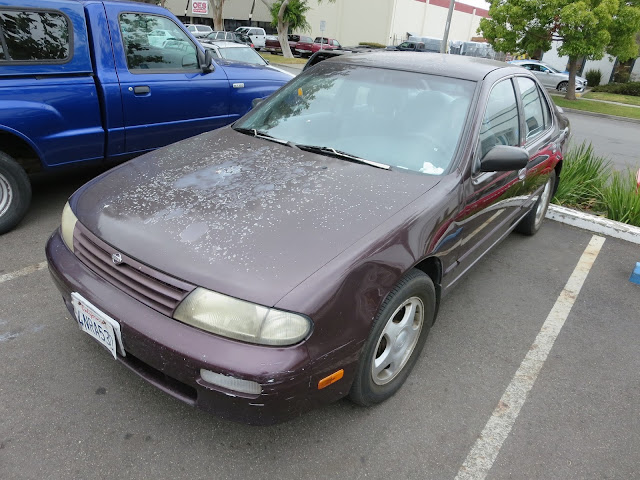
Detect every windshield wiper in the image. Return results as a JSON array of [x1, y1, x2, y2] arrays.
[[295, 145, 390, 170], [232, 127, 299, 148]]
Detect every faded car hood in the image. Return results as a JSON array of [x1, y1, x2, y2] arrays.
[[73, 128, 440, 307]]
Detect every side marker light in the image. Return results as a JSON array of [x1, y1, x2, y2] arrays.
[[318, 369, 344, 389]]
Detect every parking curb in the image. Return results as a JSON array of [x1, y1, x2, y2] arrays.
[[560, 107, 640, 125], [546, 204, 640, 244]]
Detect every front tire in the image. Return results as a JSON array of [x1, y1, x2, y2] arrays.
[[0, 151, 31, 234], [557, 81, 568, 92], [516, 170, 556, 236], [349, 269, 435, 406]]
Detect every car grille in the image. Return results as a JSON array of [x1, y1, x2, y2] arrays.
[[73, 223, 195, 317]]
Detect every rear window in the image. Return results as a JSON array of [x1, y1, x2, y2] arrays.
[[0, 8, 71, 63]]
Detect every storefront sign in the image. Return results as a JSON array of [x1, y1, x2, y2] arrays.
[[192, 1, 209, 15]]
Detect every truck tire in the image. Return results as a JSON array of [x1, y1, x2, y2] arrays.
[[0, 151, 31, 234]]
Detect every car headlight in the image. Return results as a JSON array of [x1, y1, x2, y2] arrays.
[[61, 201, 78, 252], [173, 288, 312, 346]]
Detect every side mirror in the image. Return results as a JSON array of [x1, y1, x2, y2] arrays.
[[251, 97, 265, 109], [480, 145, 529, 172], [201, 49, 214, 73]]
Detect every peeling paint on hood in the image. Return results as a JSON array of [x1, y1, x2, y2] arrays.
[[73, 127, 440, 307]]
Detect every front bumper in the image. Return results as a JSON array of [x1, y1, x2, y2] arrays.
[[46, 230, 317, 425]]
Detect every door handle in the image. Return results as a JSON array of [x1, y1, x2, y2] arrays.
[[132, 86, 150, 95]]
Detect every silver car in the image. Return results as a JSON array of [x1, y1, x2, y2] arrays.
[[510, 60, 587, 92]]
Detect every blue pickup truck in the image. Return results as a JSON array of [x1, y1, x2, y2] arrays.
[[0, 0, 291, 234]]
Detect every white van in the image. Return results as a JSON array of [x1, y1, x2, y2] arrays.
[[235, 26, 266, 50]]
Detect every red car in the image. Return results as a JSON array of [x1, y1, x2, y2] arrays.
[[265, 34, 302, 54], [296, 36, 341, 56]]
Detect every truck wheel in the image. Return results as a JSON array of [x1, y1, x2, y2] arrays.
[[0, 151, 31, 234]]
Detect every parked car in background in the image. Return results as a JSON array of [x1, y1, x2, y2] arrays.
[[185, 24, 213, 38], [291, 35, 314, 56], [451, 41, 502, 59], [203, 30, 253, 46], [264, 34, 301, 54], [509, 59, 587, 92], [235, 26, 267, 50], [297, 37, 341, 57], [0, 0, 290, 234], [315, 37, 341, 49], [148, 28, 174, 47], [408, 36, 443, 52], [386, 41, 427, 52], [47, 52, 568, 425], [200, 41, 294, 77]]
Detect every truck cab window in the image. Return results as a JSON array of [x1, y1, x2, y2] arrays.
[[119, 13, 198, 72]]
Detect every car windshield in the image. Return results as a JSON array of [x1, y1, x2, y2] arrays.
[[218, 46, 266, 65], [234, 63, 475, 175]]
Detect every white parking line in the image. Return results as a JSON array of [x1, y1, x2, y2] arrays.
[[455, 235, 606, 480], [0, 261, 48, 284]]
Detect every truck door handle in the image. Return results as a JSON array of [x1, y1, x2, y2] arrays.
[[133, 86, 150, 94]]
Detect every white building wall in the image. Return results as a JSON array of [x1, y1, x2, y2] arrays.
[[390, 1, 483, 45], [583, 57, 616, 85], [630, 59, 640, 82], [163, 1, 486, 48], [163, 0, 273, 24]]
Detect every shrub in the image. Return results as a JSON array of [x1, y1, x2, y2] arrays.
[[592, 82, 640, 96], [358, 42, 386, 49], [585, 69, 602, 87], [553, 142, 610, 210], [600, 169, 640, 227], [552, 142, 640, 227], [614, 70, 631, 83]]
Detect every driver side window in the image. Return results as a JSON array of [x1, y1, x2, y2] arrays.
[[120, 13, 198, 72], [477, 79, 520, 168]]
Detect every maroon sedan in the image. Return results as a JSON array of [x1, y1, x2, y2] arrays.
[[296, 36, 340, 56], [47, 53, 568, 424]]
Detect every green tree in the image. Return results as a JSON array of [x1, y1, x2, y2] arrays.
[[261, 0, 334, 58], [480, 0, 640, 100]]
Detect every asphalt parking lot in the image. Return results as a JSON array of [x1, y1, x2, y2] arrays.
[[1, 168, 639, 479]]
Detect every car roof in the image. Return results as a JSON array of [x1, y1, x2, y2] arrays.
[[323, 52, 515, 81], [511, 59, 544, 64]]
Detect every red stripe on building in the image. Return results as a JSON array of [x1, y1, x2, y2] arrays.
[[414, 0, 489, 18]]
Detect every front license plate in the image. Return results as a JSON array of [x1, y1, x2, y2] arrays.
[[71, 293, 124, 359]]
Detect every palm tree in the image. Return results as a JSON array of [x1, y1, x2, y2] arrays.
[[262, 0, 333, 59]]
